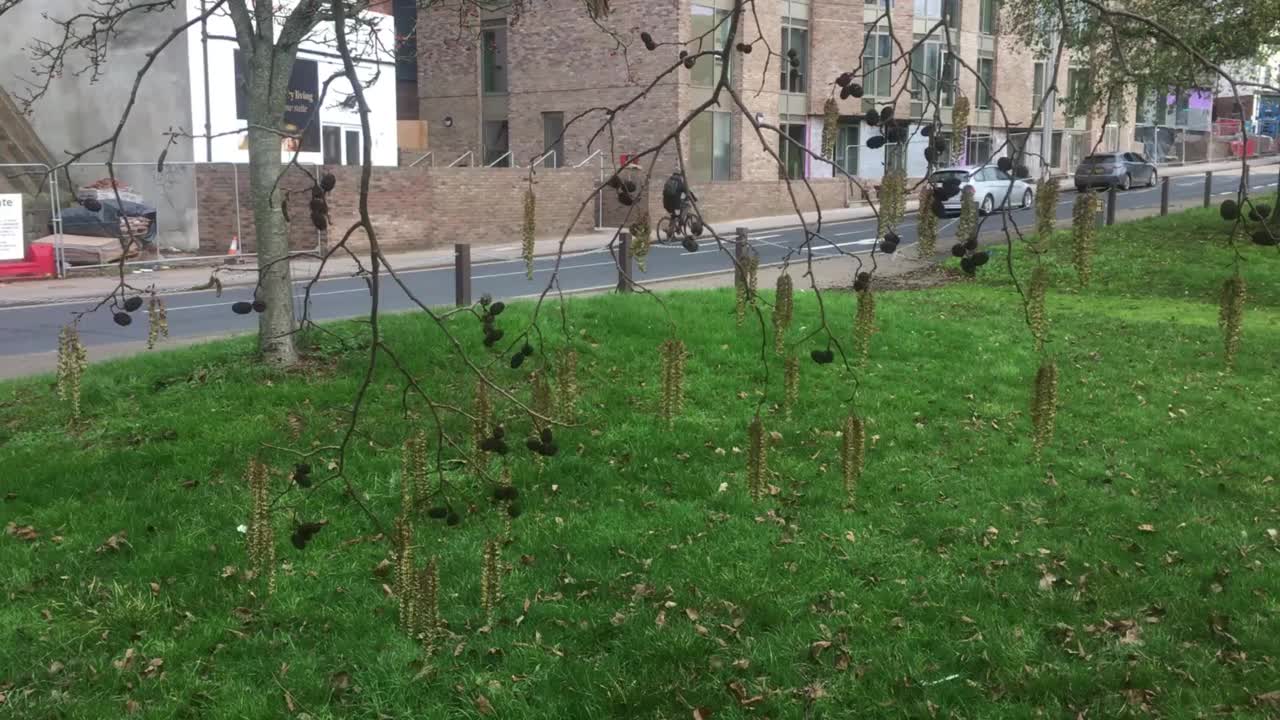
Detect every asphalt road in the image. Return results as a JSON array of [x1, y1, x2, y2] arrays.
[[1, 169, 1274, 362]]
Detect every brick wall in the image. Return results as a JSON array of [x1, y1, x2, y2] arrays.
[[195, 165, 597, 254], [603, 176, 849, 229]]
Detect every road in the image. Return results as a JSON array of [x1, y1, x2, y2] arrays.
[[0, 169, 1275, 364]]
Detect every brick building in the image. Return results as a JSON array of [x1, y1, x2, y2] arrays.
[[417, 0, 1133, 208]]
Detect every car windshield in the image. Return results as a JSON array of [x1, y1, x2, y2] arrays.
[[1083, 154, 1119, 164], [931, 170, 970, 183]]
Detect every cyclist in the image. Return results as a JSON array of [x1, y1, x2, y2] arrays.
[[661, 171, 703, 240]]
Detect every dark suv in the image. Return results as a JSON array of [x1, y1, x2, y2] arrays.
[[1073, 152, 1157, 192]]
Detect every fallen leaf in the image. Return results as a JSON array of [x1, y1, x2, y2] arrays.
[[611, 611, 626, 626], [809, 640, 833, 659], [732, 658, 750, 670], [726, 680, 765, 707], [844, 531, 856, 543], [125, 699, 141, 714], [48, 660, 64, 675], [694, 624, 710, 637], [283, 689, 297, 713], [692, 707, 714, 720], [475, 694, 495, 716], [143, 657, 164, 678], [685, 608, 700, 622], [96, 531, 130, 553], [113, 648, 137, 671], [1253, 690, 1280, 707], [330, 671, 351, 691], [4, 522, 37, 542], [1038, 572, 1059, 591], [1138, 523, 1156, 533], [149, 582, 161, 595], [656, 610, 667, 628]]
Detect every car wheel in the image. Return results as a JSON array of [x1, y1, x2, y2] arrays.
[[1120, 173, 1131, 191], [1021, 189, 1033, 209], [1148, 169, 1158, 188], [980, 195, 994, 215]]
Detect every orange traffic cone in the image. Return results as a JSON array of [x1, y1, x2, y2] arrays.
[[225, 235, 241, 264]]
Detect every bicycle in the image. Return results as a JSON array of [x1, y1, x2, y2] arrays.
[[656, 194, 704, 251]]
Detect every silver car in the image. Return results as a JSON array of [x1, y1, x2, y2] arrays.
[[1073, 152, 1158, 192], [931, 165, 1035, 215]]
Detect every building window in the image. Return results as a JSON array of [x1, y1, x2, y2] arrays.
[[865, 0, 892, 7], [344, 129, 361, 166], [915, 0, 959, 25], [1033, 61, 1045, 105], [780, 19, 808, 94], [690, 111, 731, 182], [834, 119, 859, 176], [966, 132, 992, 164], [690, 4, 731, 88], [885, 140, 906, 175], [542, 112, 564, 167], [483, 120, 510, 166], [323, 126, 341, 166], [911, 37, 954, 108], [481, 22, 507, 94], [779, 122, 807, 179], [323, 126, 362, 166], [976, 56, 995, 110], [863, 26, 893, 98], [979, 0, 998, 34], [1064, 66, 1090, 119]]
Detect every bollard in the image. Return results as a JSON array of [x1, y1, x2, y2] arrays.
[[734, 227, 748, 288], [1106, 184, 1117, 226], [454, 243, 471, 308], [617, 231, 633, 293], [1203, 170, 1212, 208], [1159, 176, 1170, 215]]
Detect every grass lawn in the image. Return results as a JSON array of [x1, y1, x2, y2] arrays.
[[2, 208, 1279, 719]]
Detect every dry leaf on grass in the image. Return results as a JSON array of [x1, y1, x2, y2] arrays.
[[475, 694, 495, 716], [4, 522, 38, 541]]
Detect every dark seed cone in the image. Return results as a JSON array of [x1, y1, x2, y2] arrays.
[[1030, 359, 1059, 460], [841, 414, 865, 504], [1218, 274, 1246, 369], [747, 416, 767, 501]]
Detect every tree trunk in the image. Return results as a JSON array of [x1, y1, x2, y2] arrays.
[[246, 50, 299, 367]]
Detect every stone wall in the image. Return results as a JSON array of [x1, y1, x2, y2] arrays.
[[195, 165, 598, 254]]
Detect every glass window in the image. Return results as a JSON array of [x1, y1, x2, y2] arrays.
[[481, 24, 507, 94], [779, 122, 807, 179], [483, 120, 509, 166], [1064, 67, 1088, 117], [690, 5, 731, 88], [911, 38, 953, 107], [865, 0, 892, 6], [780, 22, 808, 94], [689, 111, 732, 182], [344, 129, 361, 166], [979, 0, 998, 34], [1033, 62, 1045, 106], [863, 26, 893, 98], [977, 56, 995, 110], [885, 140, 906, 174], [914, 0, 941, 16], [833, 119, 859, 176], [542, 112, 564, 167], [322, 126, 341, 166]]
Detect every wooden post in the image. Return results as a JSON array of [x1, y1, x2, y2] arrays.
[[454, 243, 471, 308], [1159, 176, 1170, 216], [617, 231, 633, 293], [1203, 170, 1213, 208], [734, 227, 748, 287], [1106, 184, 1117, 226]]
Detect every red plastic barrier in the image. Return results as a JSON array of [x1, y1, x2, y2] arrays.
[[0, 243, 57, 279]]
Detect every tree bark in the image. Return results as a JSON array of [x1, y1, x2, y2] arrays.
[[246, 48, 300, 367]]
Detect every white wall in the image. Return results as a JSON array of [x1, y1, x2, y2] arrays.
[[186, 0, 398, 167]]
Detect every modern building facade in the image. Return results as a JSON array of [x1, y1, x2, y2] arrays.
[[417, 0, 1139, 191]]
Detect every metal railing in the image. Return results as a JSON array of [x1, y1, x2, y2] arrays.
[[486, 150, 513, 168], [530, 149, 558, 168], [408, 151, 433, 168], [448, 151, 474, 168], [575, 150, 605, 228]]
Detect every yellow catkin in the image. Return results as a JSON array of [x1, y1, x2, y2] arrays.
[[747, 416, 767, 500], [403, 431, 429, 513], [658, 338, 687, 427], [878, 170, 906, 238], [822, 98, 840, 158], [1219, 274, 1246, 368], [916, 184, 938, 259], [56, 324, 88, 422], [1028, 264, 1050, 352], [531, 370, 552, 432], [522, 188, 536, 279], [853, 288, 876, 365], [773, 273, 794, 354], [146, 295, 168, 350], [471, 378, 492, 455], [1035, 178, 1060, 246], [841, 414, 865, 504], [783, 355, 799, 420], [1071, 191, 1098, 283], [245, 458, 276, 595], [951, 96, 970, 154], [480, 537, 503, 621], [735, 256, 758, 326], [557, 349, 579, 422], [957, 187, 978, 246], [415, 556, 441, 650], [1030, 359, 1059, 459], [630, 210, 652, 272], [395, 514, 417, 631]]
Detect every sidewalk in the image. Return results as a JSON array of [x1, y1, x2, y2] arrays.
[[2, 155, 1275, 308]]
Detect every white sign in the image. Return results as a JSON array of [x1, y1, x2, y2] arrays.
[[0, 194, 24, 261]]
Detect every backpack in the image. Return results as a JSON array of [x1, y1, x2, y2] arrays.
[[662, 175, 684, 212]]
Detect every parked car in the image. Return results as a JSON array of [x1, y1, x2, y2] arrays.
[[930, 165, 1035, 215], [1073, 152, 1157, 192]]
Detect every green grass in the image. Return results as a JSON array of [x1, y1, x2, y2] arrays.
[[2, 209, 1279, 719]]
